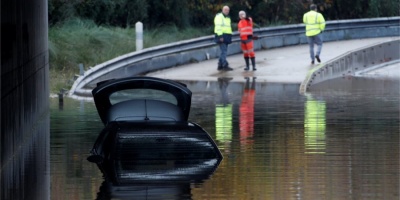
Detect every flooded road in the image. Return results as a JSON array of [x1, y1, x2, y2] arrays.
[[50, 77, 399, 199]]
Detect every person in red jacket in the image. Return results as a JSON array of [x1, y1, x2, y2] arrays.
[[238, 10, 256, 71]]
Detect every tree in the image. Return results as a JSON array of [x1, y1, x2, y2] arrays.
[[48, 0, 400, 28], [114, 0, 148, 28]]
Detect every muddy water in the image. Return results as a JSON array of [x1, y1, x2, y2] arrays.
[[50, 77, 399, 199]]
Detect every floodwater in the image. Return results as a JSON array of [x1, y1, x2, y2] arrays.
[[50, 77, 399, 200]]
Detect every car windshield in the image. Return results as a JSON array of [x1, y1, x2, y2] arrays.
[[109, 89, 177, 105]]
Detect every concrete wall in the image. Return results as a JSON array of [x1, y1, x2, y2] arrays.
[[300, 39, 400, 93], [1, 0, 50, 199]]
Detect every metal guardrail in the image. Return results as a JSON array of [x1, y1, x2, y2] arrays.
[[68, 17, 400, 99], [299, 39, 400, 94]]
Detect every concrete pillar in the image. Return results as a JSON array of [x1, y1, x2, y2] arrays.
[[1, 0, 50, 199], [136, 21, 143, 51]]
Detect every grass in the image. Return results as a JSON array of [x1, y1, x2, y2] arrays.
[[48, 18, 211, 93]]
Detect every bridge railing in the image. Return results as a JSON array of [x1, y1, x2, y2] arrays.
[[299, 39, 400, 94], [68, 17, 400, 100]]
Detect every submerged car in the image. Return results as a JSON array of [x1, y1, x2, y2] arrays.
[[87, 77, 222, 194]]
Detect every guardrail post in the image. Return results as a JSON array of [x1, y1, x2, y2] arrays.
[[58, 88, 64, 110], [79, 63, 85, 76], [136, 21, 143, 51]]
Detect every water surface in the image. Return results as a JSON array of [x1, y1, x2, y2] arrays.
[[50, 77, 399, 199]]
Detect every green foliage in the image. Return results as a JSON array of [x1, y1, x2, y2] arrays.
[[367, 0, 400, 17], [48, 19, 210, 71], [143, 25, 211, 47], [124, 0, 149, 27], [48, 0, 78, 25], [49, 0, 399, 28], [48, 20, 210, 92], [187, 0, 220, 27], [367, 0, 380, 17], [49, 18, 134, 71]]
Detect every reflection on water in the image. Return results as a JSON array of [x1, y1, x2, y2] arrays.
[[239, 77, 256, 150], [304, 95, 326, 154], [215, 77, 233, 151], [94, 157, 221, 200], [50, 77, 399, 199]]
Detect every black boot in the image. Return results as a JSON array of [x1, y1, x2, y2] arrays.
[[222, 62, 233, 71], [251, 57, 256, 71], [218, 62, 223, 70], [244, 57, 250, 71]]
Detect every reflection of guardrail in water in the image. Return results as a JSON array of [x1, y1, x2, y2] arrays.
[[299, 39, 400, 94], [69, 17, 400, 100]]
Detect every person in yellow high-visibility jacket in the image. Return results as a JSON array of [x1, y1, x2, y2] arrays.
[[303, 4, 325, 65], [214, 5, 233, 71]]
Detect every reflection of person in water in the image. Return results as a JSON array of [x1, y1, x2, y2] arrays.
[[304, 95, 326, 154], [215, 77, 233, 151], [239, 77, 256, 149]]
